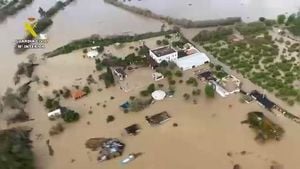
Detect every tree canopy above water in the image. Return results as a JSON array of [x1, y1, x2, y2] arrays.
[[0, 128, 35, 169]]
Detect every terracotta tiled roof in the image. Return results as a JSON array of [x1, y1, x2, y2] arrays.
[[72, 90, 86, 100]]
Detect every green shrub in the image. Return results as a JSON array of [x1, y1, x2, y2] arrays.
[[162, 39, 169, 45], [147, 83, 156, 93], [192, 27, 233, 43], [186, 77, 198, 87], [38, 94, 43, 102], [156, 40, 162, 45], [61, 107, 80, 123], [205, 84, 215, 98], [157, 84, 164, 88], [83, 86, 91, 94], [183, 93, 190, 100], [106, 115, 115, 123], [44, 98, 59, 111], [103, 67, 115, 88], [62, 88, 71, 98], [235, 22, 267, 35], [192, 89, 201, 96], [49, 123, 64, 136], [277, 14, 286, 24], [140, 90, 150, 97], [168, 79, 176, 85], [43, 80, 49, 86], [172, 40, 185, 48], [175, 70, 183, 77]]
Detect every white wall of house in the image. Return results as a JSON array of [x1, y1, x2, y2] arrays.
[[149, 50, 178, 64], [210, 81, 240, 98]]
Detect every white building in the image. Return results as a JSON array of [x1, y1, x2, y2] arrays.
[[176, 52, 210, 71], [152, 72, 164, 81], [48, 109, 61, 120], [149, 46, 177, 64], [175, 44, 210, 71], [210, 81, 230, 97], [91, 46, 100, 50], [87, 50, 99, 58], [209, 75, 241, 98]]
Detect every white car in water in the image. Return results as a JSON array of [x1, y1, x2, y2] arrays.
[[121, 154, 136, 164]]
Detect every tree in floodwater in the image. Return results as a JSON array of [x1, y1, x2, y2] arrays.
[[2, 88, 24, 110], [205, 84, 215, 98], [0, 128, 35, 169], [277, 14, 286, 24]]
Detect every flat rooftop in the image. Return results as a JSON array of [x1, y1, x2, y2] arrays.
[[151, 46, 176, 57], [222, 75, 240, 92], [250, 90, 275, 109]]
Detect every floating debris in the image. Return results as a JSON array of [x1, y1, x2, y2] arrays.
[[98, 138, 125, 162]]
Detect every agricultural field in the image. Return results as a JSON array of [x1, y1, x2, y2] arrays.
[[193, 21, 300, 106]]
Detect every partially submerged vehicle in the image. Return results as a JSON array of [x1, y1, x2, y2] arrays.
[[121, 154, 136, 164]]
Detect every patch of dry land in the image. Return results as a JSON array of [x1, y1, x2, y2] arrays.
[[2, 34, 300, 169]]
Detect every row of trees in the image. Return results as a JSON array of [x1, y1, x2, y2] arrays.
[[277, 13, 300, 36], [192, 27, 233, 43], [0, 0, 33, 23], [44, 30, 177, 57], [235, 21, 268, 35], [1, 81, 32, 122], [100, 67, 115, 88]]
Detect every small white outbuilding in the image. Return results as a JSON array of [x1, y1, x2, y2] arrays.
[[87, 50, 99, 58], [152, 72, 164, 81], [151, 90, 166, 101]]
